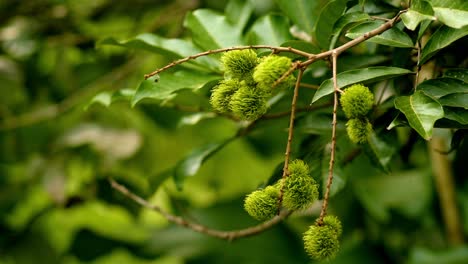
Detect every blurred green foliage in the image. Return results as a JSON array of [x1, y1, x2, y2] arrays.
[[1, 0, 467, 263]]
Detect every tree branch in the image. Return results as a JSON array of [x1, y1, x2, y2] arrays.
[[144, 45, 313, 79], [277, 67, 304, 213], [318, 50, 339, 225], [109, 178, 291, 241]]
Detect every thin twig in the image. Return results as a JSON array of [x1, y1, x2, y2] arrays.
[[109, 178, 291, 241], [277, 67, 304, 214], [318, 50, 339, 225], [300, 83, 320, 89], [145, 46, 313, 79], [272, 61, 301, 89], [414, 40, 422, 90]]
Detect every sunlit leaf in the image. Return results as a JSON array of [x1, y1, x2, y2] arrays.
[[429, 0, 468, 28], [314, 0, 347, 50], [394, 91, 444, 140], [178, 112, 217, 127], [401, 0, 435, 31], [312, 67, 412, 103], [247, 14, 292, 46], [173, 138, 235, 190], [132, 71, 220, 106], [86, 89, 135, 109], [184, 9, 243, 50], [346, 21, 414, 48], [37, 202, 150, 253], [420, 25, 468, 64]]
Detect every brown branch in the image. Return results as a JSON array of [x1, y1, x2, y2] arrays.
[[109, 178, 291, 241], [301, 9, 407, 67], [277, 68, 305, 214], [144, 45, 313, 79], [300, 83, 319, 89], [318, 50, 339, 225]]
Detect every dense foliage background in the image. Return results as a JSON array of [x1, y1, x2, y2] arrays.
[[1, 0, 467, 263]]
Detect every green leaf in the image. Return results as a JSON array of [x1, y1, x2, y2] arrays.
[[439, 93, 468, 109], [429, 0, 468, 28], [420, 25, 468, 64], [275, 0, 327, 34], [86, 89, 135, 109], [225, 0, 254, 32], [132, 71, 220, 106], [37, 202, 150, 253], [330, 11, 371, 49], [247, 14, 292, 46], [419, 77, 467, 98], [314, 0, 347, 50], [173, 138, 235, 190], [346, 21, 414, 48], [98, 34, 218, 70], [312, 67, 412, 103], [418, 20, 433, 40], [394, 91, 444, 140], [444, 107, 468, 125], [444, 68, 468, 83], [337, 54, 390, 72], [401, 0, 436, 31], [363, 131, 398, 172], [184, 9, 243, 50]]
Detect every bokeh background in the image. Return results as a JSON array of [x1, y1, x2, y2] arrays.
[[1, 0, 468, 263]]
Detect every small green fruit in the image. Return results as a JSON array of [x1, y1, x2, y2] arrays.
[[210, 79, 244, 113], [340, 84, 374, 119], [253, 55, 295, 91], [322, 215, 342, 236], [221, 49, 259, 80], [346, 118, 373, 144], [303, 216, 342, 260], [229, 85, 268, 121], [244, 186, 279, 221], [282, 160, 319, 211]]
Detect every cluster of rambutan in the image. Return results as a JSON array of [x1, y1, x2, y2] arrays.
[[210, 49, 295, 120]]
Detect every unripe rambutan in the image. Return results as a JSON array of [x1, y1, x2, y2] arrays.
[[244, 186, 279, 221], [303, 216, 342, 260], [340, 84, 374, 119], [210, 79, 244, 113], [221, 49, 259, 80], [253, 55, 295, 91], [282, 160, 319, 211], [229, 85, 268, 121], [346, 118, 373, 144]]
